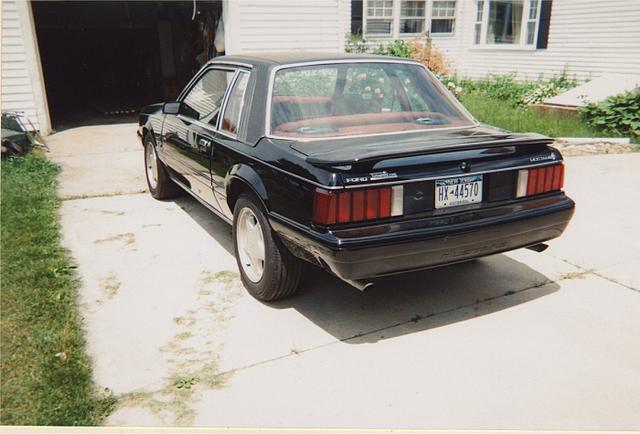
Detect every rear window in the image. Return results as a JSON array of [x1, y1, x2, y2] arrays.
[[270, 62, 475, 138]]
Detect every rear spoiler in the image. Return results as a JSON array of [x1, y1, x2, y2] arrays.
[[304, 135, 555, 167]]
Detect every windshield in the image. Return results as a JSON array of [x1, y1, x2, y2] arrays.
[[269, 62, 475, 139]]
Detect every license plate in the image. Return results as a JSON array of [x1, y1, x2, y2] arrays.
[[435, 174, 483, 209]]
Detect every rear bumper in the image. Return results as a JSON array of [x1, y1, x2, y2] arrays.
[[270, 193, 575, 282]]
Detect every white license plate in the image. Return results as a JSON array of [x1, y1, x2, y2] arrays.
[[435, 174, 483, 209]]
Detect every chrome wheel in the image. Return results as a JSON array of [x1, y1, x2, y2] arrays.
[[236, 207, 265, 282], [145, 142, 159, 190]]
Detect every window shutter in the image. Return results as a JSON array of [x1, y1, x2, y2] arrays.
[[536, 0, 553, 49], [351, 0, 363, 34]]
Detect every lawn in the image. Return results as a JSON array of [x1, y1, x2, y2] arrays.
[[1, 153, 116, 425], [460, 94, 606, 138]]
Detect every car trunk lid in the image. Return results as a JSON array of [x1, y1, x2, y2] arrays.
[[290, 126, 554, 167]]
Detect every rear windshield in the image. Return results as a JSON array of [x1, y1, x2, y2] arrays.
[[269, 62, 475, 139]]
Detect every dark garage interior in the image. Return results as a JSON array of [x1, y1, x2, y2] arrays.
[[31, 1, 223, 130]]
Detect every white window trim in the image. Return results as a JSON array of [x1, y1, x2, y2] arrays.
[[399, 0, 427, 36], [429, 1, 456, 36], [364, 0, 395, 37], [364, 0, 457, 39], [471, 0, 542, 50]]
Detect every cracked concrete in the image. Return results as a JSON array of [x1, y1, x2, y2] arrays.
[[51, 124, 640, 430]]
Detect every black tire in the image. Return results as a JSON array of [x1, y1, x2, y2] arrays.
[[143, 134, 181, 200], [233, 193, 302, 301]]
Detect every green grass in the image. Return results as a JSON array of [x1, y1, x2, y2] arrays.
[[1, 153, 116, 425], [460, 94, 607, 138]]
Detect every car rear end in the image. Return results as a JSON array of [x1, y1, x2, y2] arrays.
[[266, 58, 574, 288], [272, 134, 574, 288]]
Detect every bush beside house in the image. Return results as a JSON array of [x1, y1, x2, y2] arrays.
[[580, 91, 640, 138]]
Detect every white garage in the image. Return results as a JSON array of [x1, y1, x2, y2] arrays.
[[1, 0, 350, 134]]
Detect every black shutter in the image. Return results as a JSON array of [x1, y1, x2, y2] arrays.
[[351, 0, 363, 34], [536, 0, 553, 49]]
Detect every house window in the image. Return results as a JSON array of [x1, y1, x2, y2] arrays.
[[487, 0, 523, 44], [431, 1, 456, 34], [400, 1, 426, 34], [474, 0, 544, 48], [366, 0, 394, 35], [363, 0, 458, 38]]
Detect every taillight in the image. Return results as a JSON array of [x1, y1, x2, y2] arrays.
[[313, 185, 404, 225], [516, 164, 564, 198]]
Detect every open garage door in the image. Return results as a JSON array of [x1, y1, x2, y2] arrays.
[[31, 1, 223, 130]]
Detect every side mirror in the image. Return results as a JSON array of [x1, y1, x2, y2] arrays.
[[162, 101, 181, 115], [162, 101, 200, 120]]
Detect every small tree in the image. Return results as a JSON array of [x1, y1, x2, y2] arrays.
[[409, 34, 450, 77]]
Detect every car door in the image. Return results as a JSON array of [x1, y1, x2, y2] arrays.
[[161, 67, 237, 210]]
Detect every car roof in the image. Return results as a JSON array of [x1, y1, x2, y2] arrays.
[[209, 52, 421, 67]]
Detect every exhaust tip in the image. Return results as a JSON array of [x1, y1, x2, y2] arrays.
[[345, 279, 375, 291], [526, 243, 549, 253]]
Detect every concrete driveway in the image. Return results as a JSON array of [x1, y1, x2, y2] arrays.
[[50, 125, 640, 429]]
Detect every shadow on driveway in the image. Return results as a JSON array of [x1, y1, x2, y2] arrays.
[[176, 195, 559, 344]]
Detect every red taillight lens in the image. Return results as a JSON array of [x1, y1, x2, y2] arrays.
[[313, 186, 403, 225], [313, 190, 337, 225], [337, 192, 351, 223], [517, 164, 564, 198]]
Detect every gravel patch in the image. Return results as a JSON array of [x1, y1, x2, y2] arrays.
[[553, 139, 633, 156]]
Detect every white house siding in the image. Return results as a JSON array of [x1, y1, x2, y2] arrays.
[[225, 0, 350, 55], [450, 0, 640, 80], [362, 0, 640, 81], [1, 0, 50, 133]]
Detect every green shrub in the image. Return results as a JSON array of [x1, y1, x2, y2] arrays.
[[345, 33, 415, 58], [345, 32, 369, 54], [519, 73, 578, 106], [373, 39, 414, 58], [444, 72, 578, 107], [579, 90, 640, 138], [444, 74, 533, 105]]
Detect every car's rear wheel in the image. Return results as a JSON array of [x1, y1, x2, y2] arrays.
[[233, 193, 302, 301], [144, 134, 181, 199]]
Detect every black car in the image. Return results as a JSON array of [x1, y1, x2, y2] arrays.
[[138, 53, 575, 301]]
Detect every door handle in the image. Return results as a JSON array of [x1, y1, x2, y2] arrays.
[[198, 137, 212, 149]]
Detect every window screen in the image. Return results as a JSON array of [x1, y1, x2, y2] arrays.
[[400, 1, 426, 34], [366, 0, 393, 35], [431, 1, 456, 34]]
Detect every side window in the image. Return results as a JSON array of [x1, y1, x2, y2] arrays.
[[182, 69, 235, 125], [221, 72, 249, 136]]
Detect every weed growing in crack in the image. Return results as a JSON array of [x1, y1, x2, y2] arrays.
[[93, 233, 136, 246], [100, 273, 121, 300], [113, 269, 243, 425]]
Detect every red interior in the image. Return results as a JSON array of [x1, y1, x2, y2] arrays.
[[273, 110, 467, 137]]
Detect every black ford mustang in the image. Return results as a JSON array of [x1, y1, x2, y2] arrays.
[[138, 53, 575, 301]]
